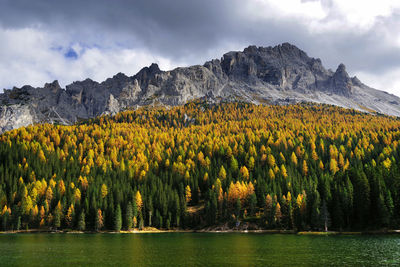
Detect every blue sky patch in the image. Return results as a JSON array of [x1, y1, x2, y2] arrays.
[[64, 48, 78, 59]]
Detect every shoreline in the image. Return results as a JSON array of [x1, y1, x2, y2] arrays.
[[1, 228, 400, 235]]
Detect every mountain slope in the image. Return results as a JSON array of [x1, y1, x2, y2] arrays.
[[1, 42, 400, 132]]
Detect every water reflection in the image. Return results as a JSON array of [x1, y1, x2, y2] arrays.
[[0, 233, 399, 266]]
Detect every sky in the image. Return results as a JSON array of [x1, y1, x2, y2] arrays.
[[1, 0, 400, 96]]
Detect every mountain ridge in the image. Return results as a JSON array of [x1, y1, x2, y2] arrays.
[[1, 42, 400, 132]]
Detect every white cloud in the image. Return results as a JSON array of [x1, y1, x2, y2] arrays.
[[355, 68, 400, 96], [250, 0, 326, 20], [0, 27, 179, 91], [329, 0, 399, 29], [1, 0, 400, 98], [247, 0, 400, 37]]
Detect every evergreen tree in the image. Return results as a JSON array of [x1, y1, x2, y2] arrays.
[[114, 204, 122, 232], [138, 213, 144, 230], [249, 193, 257, 216], [125, 202, 133, 230], [16, 216, 21, 231], [78, 210, 86, 231], [95, 209, 103, 231], [264, 194, 274, 227], [54, 211, 61, 229], [2, 211, 9, 231], [235, 198, 241, 220], [320, 200, 330, 232]]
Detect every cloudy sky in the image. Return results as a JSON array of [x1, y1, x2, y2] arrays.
[[1, 0, 400, 96]]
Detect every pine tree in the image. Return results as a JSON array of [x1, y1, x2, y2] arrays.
[[95, 209, 104, 231], [291, 152, 298, 165], [114, 204, 122, 232], [320, 200, 330, 232], [138, 213, 144, 230], [16, 216, 21, 231], [101, 184, 108, 198], [125, 202, 133, 230], [54, 211, 61, 229], [275, 203, 282, 227], [239, 166, 249, 180], [249, 193, 257, 216], [135, 191, 143, 212], [330, 158, 339, 174], [2, 211, 9, 231], [230, 156, 239, 173], [218, 166, 227, 180], [264, 194, 274, 227], [185, 185, 192, 204], [235, 198, 241, 219], [78, 210, 86, 231]]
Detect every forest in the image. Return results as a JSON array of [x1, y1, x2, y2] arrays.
[[0, 101, 400, 232]]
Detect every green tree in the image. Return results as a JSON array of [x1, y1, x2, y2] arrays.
[[320, 200, 330, 232], [16, 216, 21, 231], [54, 211, 61, 229], [264, 194, 274, 227], [235, 198, 241, 219], [249, 193, 257, 216], [125, 202, 133, 230], [78, 210, 86, 231], [114, 204, 122, 232], [1, 211, 9, 231]]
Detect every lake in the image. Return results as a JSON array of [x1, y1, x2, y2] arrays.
[[0, 233, 399, 266]]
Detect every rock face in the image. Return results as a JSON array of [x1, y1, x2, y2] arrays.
[[1, 42, 400, 132]]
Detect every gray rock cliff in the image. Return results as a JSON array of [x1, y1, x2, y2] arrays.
[[1, 42, 400, 132]]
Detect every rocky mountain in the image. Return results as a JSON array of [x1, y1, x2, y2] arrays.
[[1, 42, 400, 132]]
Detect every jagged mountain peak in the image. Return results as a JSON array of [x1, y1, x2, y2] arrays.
[[329, 63, 352, 96], [44, 80, 61, 90], [334, 63, 350, 79], [111, 72, 129, 80], [351, 76, 363, 87], [336, 63, 346, 72], [1, 42, 400, 133], [136, 63, 161, 76], [240, 43, 311, 63]]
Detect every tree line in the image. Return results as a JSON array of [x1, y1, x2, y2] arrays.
[[0, 101, 400, 231]]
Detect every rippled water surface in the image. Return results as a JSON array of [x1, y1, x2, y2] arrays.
[[0, 233, 399, 266]]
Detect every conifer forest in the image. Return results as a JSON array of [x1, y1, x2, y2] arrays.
[[1, 102, 399, 232]]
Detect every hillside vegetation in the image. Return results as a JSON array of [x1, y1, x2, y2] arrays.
[[0, 102, 400, 231]]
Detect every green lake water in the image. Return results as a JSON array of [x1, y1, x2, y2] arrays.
[[0, 233, 399, 266]]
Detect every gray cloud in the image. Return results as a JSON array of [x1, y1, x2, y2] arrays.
[[1, 0, 400, 95], [0, 0, 241, 59]]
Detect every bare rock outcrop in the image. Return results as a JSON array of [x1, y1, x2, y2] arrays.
[[1, 43, 400, 132]]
